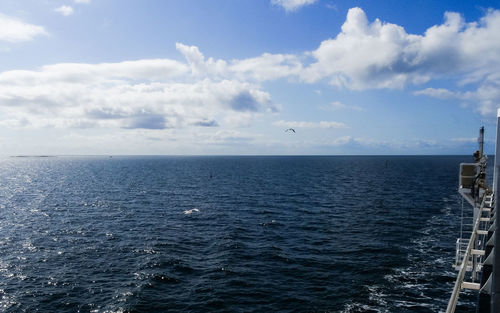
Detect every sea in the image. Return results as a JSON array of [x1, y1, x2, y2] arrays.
[[0, 155, 485, 312]]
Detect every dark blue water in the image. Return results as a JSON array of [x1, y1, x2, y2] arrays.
[[0, 156, 481, 312]]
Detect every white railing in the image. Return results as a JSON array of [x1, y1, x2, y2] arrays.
[[446, 196, 488, 313], [454, 238, 470, 270]]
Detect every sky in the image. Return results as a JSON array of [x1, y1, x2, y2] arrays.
[[1, 0, 500, 155]]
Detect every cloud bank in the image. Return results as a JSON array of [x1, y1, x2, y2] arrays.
[[1, 6, 500, 138], [0, 48, 276, 131]]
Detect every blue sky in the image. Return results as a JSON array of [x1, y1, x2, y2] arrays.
[[0, 0, 499, 155]]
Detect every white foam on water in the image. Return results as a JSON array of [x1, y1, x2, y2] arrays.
[[340, 301, 386, 313], [393, 299, 440, 310], [361, 202, 464, 312], [367, 285, 388, 307]]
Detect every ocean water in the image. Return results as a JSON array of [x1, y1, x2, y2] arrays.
[[0, 155, 482, 312]]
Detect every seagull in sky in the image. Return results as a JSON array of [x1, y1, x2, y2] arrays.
[[285, 128, 295, 133]]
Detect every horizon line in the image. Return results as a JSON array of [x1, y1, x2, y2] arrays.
[[4, 154, 483, 158]]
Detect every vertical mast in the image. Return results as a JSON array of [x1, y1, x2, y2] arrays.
[[479, 126, 485, 159], [495, 114, 500, 195]]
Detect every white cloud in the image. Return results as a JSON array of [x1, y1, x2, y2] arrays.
[[0, 13, 48, 43], [271, 0, 317, 12], [259, 135, 450, 154], [325, 4, 338, 11], [274, 120, 347, 129], [175, 8, 500, 117], [0, 51, 276, 131], [451, 137, 476, 143], [300, 7, 500, 115], [4, 5, 500, 137], [414, 86, 499, 114], [229, 53, 303, 81], [174, 43, 302, 81], [74, 0, 91, 4], [2, 58, 190, 84], [413, 88, 461, 99], [329, 135, 353, 145], [202, 130, 256, 145], [302, 7, 427, 89], [322, 136, 442, 153], [322, 101, 364, 111], [55, 6, 74, 16]]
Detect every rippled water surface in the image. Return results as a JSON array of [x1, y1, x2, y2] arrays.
[[0, 156, 480, 312]]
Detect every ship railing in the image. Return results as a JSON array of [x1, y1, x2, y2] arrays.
[[454, 238, 472, 271], [446, 195, 489, 313]]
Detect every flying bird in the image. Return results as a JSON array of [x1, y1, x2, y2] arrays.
[[184, 208, 200, 215], [285, 128, 295, 133]]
